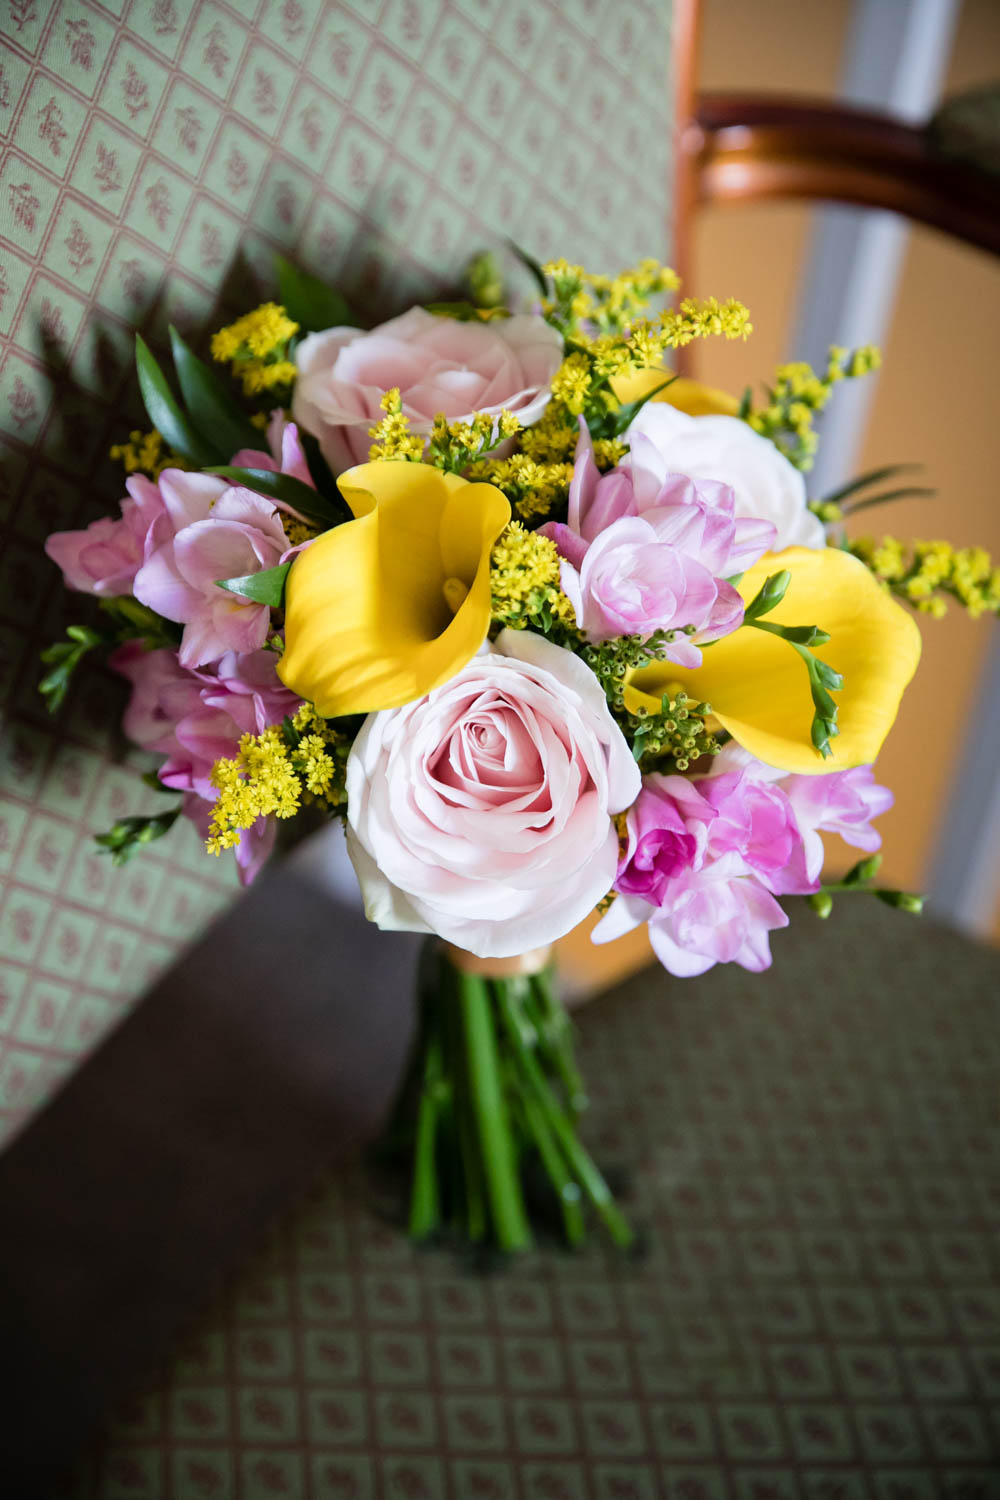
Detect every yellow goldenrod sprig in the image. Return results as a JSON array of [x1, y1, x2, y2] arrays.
[[210, 302, 300, 398], [206, 704, 347, 854], [109, 428, 188, 478], [368, 389, 521, 471], [746, 345, 881, 471], [850, 535, 1000, 619], [490, 522, 579, 637], [541, 258, 681, 338], [368, 388, 425, 462]]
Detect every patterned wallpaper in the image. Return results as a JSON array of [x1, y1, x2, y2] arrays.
[[0, 0, 675, 1147]]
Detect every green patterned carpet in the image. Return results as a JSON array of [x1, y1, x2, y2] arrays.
[[71, 899, 1000, 1498]]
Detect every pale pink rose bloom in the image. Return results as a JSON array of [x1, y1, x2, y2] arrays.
[[344, 630, 641, 958], [111, 642, 299, 885], [541, 424, 775, 659], [134, 486, 290, 668], [292, 307, 564, 471], [625, 401, 826, 551]]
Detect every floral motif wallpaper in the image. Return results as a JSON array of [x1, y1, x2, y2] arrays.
[[0, 0, 674, 1148]]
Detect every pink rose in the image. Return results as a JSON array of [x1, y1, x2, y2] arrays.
[[111, 643, 299, 885], [540, 425, 775, 660], [344, 629, 641, 957], [292, 307, 564, 471]]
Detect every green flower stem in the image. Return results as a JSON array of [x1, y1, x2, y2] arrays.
[[458, 971, 533, 1252], [495, 985, 634, 1250], [445, 975, 488, 1242], [517, 1083, 586, 1247], [531, 970, 588, 1116], [407, 1010, 446, 1242]]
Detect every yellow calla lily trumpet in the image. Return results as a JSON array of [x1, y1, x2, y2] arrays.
[[625, 546, 922, 775], [278, 462, 510, 717]]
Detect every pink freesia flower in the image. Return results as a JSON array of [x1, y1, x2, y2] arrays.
[[712, 744, 893, 883], [595, 763, 811, 976], [597, 747, 893, 977], [539, 424, 776, 661], [292, 307, 564, 471], [44, 472, 173, 596], [111, 642, 300, 885], [134, 484, 290, 668], [230, 408, 316, 492]]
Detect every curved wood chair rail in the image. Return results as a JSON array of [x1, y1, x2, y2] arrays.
[[689, 93, 1000, 259]]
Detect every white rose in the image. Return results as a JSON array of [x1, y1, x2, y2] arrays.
[[624, 401, 826, 551], [344, 630, 641, 958]]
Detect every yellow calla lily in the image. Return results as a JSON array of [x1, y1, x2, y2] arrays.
[[611, 367, 740, 417], [625, 546, 922, 774], [278, 462, 510, 717]]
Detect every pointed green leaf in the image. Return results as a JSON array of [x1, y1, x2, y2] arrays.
[[169, 325, 260, 458], [206, 466, 343, 530], [506, 240, 549, 297], [608, 377, 677, 438], [275, 254, 355, 332], [135, 335, 218, 467], [216, 561, 291, 607], [841, 486, 937, 516], [819, 462, 922, 507]]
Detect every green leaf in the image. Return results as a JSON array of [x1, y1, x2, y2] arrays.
[[216, 560, 291, 607], [94, 808, 182, 866], [841, 486, 937, 517], [206, 466, 342, 531], [608, 376, 677, 438], [737, 385, 753, 421], [506, 240, 549, 298], [141, 770, 183, 795], [275, 254, 355, 332], [135, 335, 218, 467], [169, 325, 261, 458], [819, 462, 922, 508], [38, 624, 109, 713]]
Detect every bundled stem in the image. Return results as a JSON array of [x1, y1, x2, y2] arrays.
[[406, 946, 633, 1252]]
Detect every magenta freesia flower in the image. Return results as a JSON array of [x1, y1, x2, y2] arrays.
[[111, 642, 300, 884], [713, 744, 893, 883], [539, 424, 776, 661], [595, 747, 892, 977]]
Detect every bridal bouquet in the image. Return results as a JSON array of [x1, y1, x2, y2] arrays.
[[43, 252, 999, 1249]]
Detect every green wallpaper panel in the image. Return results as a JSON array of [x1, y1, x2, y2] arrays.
[[0, 0, 674, 1148]]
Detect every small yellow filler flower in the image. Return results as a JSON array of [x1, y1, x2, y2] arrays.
[[625, 546, 922, 775], [278, 462, 511, 717]]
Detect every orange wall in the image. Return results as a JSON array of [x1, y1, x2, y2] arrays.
[[558, 0, 1000, 993]]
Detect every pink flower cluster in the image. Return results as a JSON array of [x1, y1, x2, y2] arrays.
[[596, 745, 892, 976], [45, 415, 312, 881], [540, 424, 775, 663], [111, 642, 300, 883]]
